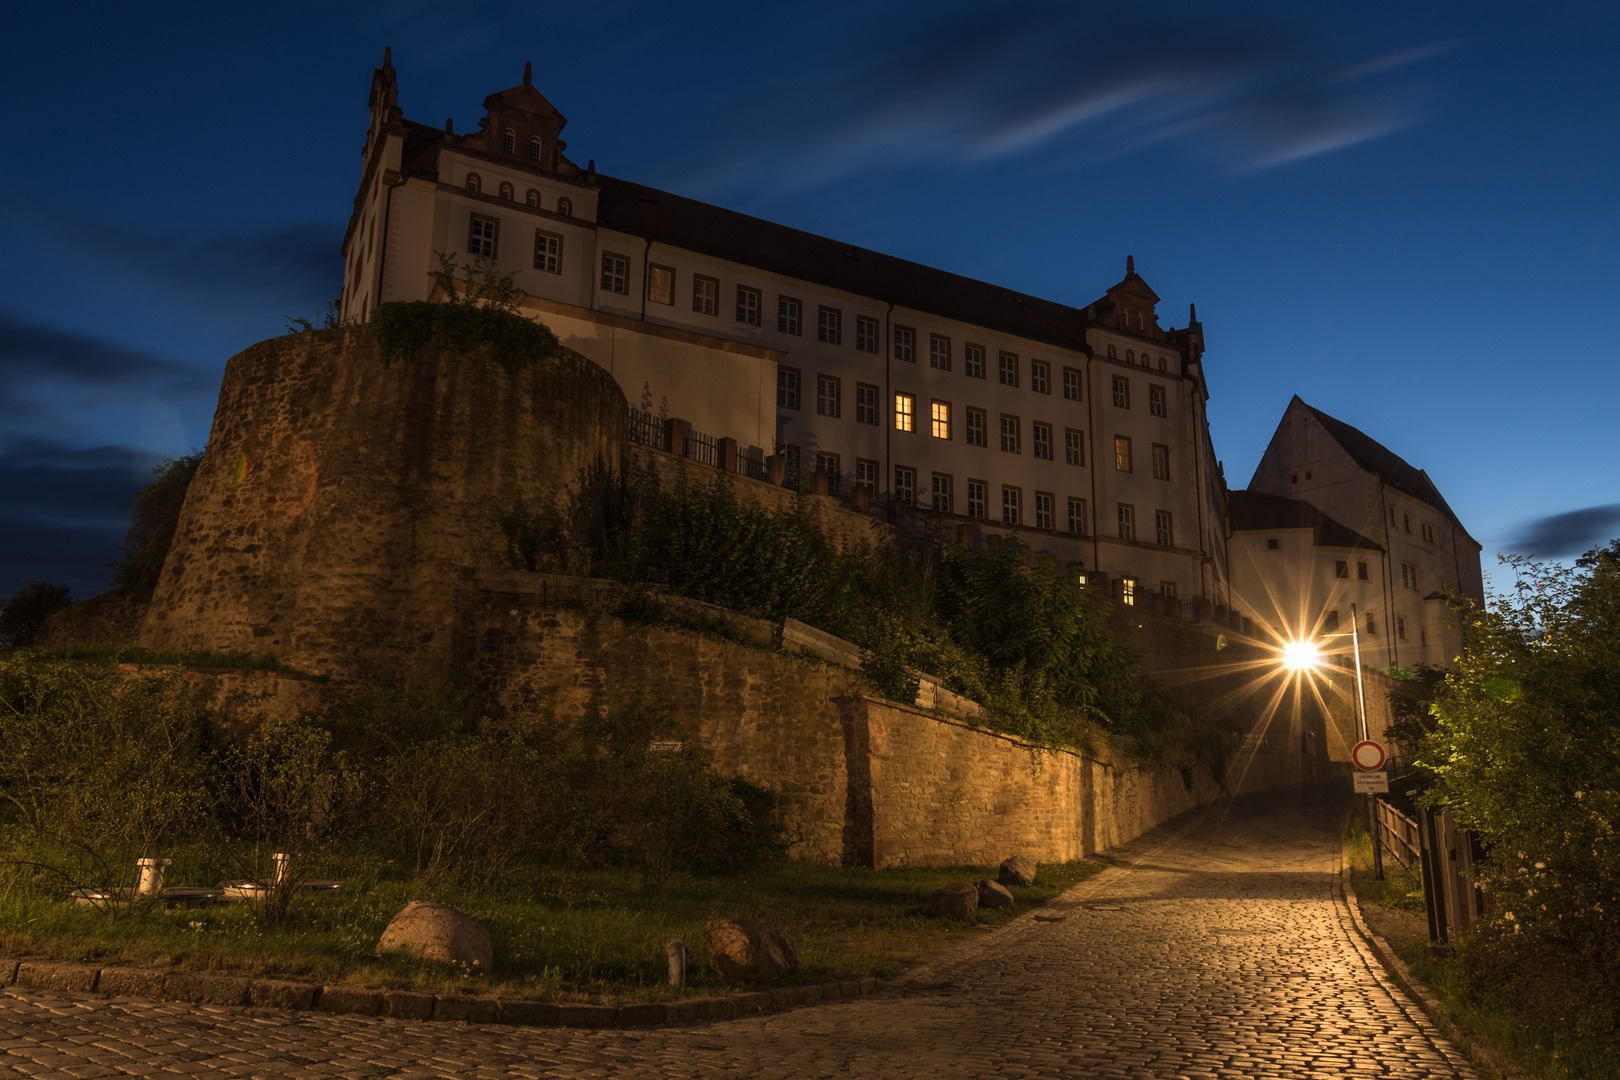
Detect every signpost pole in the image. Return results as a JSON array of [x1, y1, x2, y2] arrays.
[[1350, 603, 1384, 881]]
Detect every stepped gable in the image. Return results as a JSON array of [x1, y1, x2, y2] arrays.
[[1292, 396, 1473, 539], [1228, 489, 1383, 552]]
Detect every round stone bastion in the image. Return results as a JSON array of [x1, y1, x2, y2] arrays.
[[139, 326, 626, 679]]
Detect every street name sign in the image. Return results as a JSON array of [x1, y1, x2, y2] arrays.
[[1351, 739, 1387, 772], [1354, 770, 1390, 794]]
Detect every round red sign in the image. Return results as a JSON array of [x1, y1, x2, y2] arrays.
[[1351, 740, 1387, 772]]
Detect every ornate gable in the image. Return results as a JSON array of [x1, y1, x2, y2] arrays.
[[463, 62, 578, 176]]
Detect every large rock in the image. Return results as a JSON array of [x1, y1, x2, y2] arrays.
[[998, 856, 1037, 887], [921, 882, 979, 920], [703, 918, 799, 982], [975, 878, 1015, 908], [377, 901, 493, 972]]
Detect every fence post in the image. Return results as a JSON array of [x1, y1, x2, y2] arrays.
[[766, 454, 785, 485], [718, 437, 738, 473], [664, 418, 686, 458], [811, 469, 829, 496], [851, 485, 869, 512]]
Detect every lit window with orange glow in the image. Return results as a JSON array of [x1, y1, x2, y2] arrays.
[[894, 393, 915, 432], [931, 401, 950, 439]]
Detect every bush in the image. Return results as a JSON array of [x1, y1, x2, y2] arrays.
[[108, 451, 203, 601], [1417, 543, 1620, 1038], [369, 251, 559, 373], [0, 580, 73, 649]]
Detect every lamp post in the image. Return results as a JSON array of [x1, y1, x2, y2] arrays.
[[1349, 602, 1384, 880]]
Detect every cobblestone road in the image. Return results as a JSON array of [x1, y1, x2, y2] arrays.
[[0, 783, 1480, 1078]]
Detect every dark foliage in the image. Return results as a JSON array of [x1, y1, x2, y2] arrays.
[[369, 251, 559, 373], [107, 451, 203, 601], [0, 580, 73, 649]]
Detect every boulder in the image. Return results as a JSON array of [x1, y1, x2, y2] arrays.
[[975, 878, 1015, 908], [702, 917, 799, 982], [998, 856, 1037, 886], [921, 882, 979, 920], [377, 901, 493, 972]]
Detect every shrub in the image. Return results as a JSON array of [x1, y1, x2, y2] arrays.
[[0, 580, 73, 649], [108, 451, 204, 601], [369, 252, 559, 373]]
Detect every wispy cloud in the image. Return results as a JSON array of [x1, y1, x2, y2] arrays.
[[1507, 503, 1620, 559], [0, 438, 146, 597], [671, 6, 1454, 196]]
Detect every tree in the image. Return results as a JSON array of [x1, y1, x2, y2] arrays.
[[1416, 541, 1620, 1034], [0, 580, 73, 650], [107, 451, 204, 601]]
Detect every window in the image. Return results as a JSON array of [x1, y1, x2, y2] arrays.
[[525, 188, 540, 207], [894, 466, 916, 505], [533, 230, 561, 273], [816, 453, 840, 492], [502, 128, 515, 154], [647, 265, 674, 305], [1422, 522, 1435, 544], [1118, 504, 1135, 541], [1035, 492, 1053, 530], [1267, 538, 1280, 550], [498, 181, 514, 201], [777, 367, 800, 409], [1031, 360, 1050, 394], [1126, 349, 1135, 364], [931, 400, 950, 439], [692, 275, 719, 315], [1151, 443, 1170, 480], [1158, 356, 1167, 372], [1065, 429, 1085, 466], [856, 459, 878, 490], [1390, 506, 1397, 526], [466, 173, 482, 193], [1358, 561, 1369, 581], [930, 334, 951, 370], [1161, 581, 1178, 600], [817, 374, 840, 418], [737, 286, 760, 326], [1033, 422, 1052, 460], [894, 326, 915, 362], [1000, 414, 1020, 453], [1421, 627, 1428, 646], [468, 214, 498, 258], [1397, 616, 1408, 640], [855, 316, 878, 353], [1067, 498, 1086, 535], [1155, 510, 1173, 547], [557, 197, 572, 217], [966, 408, 987, 447], [932, 474, 952, 513], [1401, 562, 1419, 590], [1149, 385, 1167, 417], [856, 384, 878, 425], [778, 297, 801, 335], [600, 252, 629, 295], [529, 136, 542, 163], [1367, 613, 1377, 635], [1112, 376, 1130, 409], [999, 352, 1019, 386], [1063, 367, 1082, 401], [967, 480, 987, 519], [1002, 486, 1021, 525], [965, 344, 985, 379], [1114, 435, 1132, 472], [1325, 610, 1341, 632], [1403, 512, 1411, 533], [1335, 560, 1349, 579], [895, 393, 915, 432], [818, 306, 841, 344], [1107, 344, 1116, 358]]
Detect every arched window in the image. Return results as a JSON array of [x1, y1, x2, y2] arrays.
[[465, 173, 481, 193], [557, 197, 572, 217], [526, 189, 540, 207], [1158, 356, 1167, 372], [1135, 312, 1144, 331], [529, 136, 542, 163], [1107, 344, 1117, 359], [502, 128, 516, 154], [499, 181, 514, 201], [1126, 349, 1135, 363]]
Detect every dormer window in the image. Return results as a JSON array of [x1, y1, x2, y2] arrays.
[[1136, 312, 1144, 330], [557, 197, 572, 217], [502, 128, 516, 154], [465, 173, 481, 193], [529, 136, 542, 163], [526, 188, 540, 207], [498, 182, 514, 201]]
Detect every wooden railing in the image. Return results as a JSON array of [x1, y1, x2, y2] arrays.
[[1375, 798, 1421, 870]]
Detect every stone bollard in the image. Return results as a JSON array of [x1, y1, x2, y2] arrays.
[[273, 853, 292, 885], [136, 857, 171, 896], [666, 939, 687, 988]]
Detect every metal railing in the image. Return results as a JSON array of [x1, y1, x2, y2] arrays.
[[626, 407, 666, 451]]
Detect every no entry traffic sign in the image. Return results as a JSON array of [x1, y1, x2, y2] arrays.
[[1351, 739, 1387, 772]]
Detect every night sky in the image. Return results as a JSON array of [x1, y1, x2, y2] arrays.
[[3, 1, 1618, 602]]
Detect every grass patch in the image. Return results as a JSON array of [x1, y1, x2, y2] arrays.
[[20, 645, 294, 673], [0, 856, 1099, 1003], [1345, 807, 1620, 1080]]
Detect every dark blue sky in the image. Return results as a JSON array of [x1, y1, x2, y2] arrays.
[[3, 1, 1618, 600]]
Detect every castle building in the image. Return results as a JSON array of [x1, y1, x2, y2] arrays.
[[1231, 397, 1485, 667], [338, 53, 1236, 609]]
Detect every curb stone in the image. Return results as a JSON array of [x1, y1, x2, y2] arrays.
[[1338, 833, 1528, 1080], [98, 967, 167, 999], [163, 971, 250, 1007], [16, 960, 100, 994]]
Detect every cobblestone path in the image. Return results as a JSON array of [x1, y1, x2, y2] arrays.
[[0, 783, 1479, 1078]]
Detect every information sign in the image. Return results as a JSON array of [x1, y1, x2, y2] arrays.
[[1354, 770, 1390, 794]]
